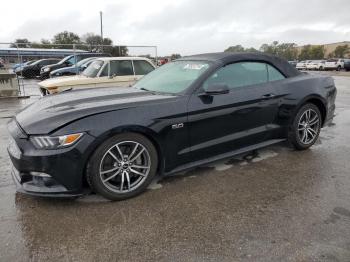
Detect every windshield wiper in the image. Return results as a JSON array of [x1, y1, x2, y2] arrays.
[[139, 87, 161, 95], [138, 87, 177, 96]]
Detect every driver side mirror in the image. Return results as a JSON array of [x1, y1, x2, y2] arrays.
[[203, 83, 229, 95]]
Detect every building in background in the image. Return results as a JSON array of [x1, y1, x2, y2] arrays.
[[296, 41, 350, 58]]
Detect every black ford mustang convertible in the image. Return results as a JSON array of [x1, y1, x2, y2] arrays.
[[8, 52, 336, 200]]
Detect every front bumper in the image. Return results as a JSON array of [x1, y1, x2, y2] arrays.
[[11, 166, 85, 198], [39, 71, 50, 80], [7, 119, 95, 198]]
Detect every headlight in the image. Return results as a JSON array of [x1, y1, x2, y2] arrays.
[[30, 133, 83, 150], [44, 67, 51, 72]]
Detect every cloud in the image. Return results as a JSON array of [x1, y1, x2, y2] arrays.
[[0, 0, 349, 55]]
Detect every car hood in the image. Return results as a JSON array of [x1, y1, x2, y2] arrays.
[[38, 75, 90, 88], [22, 65, 35, 70], [15, 87, 176, 135], [51, 66, 76, 74], [42, 63, 65, 71]]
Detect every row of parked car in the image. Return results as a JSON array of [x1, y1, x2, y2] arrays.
[[38, 57, 156, 95], [12, 53, 156, 96], [289, 58, 350, 71], [13, 53, 110, 79]]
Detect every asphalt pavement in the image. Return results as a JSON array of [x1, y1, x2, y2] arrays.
[[0, 74, 350, 262]]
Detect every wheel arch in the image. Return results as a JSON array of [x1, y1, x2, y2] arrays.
[[296, 95, 327, 127], [82, 125, 164, 186]]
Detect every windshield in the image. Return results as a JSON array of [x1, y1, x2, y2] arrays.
[[82, 60, 104, 77], [76, 57, 95, 67], [58, 55, 76, 65], [134, 61, 210, 94]]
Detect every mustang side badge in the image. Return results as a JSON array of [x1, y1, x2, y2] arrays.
[[172, 123, 184, 129]]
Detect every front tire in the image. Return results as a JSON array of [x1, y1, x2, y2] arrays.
[[86, 133, 158, 200], [288, 103, 322, 150]]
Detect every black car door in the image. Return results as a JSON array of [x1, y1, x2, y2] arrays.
[[187, 61, 280, 162]]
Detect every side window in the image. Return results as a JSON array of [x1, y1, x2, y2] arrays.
[[267, 64, 285, 82], [99, 63, 109, 77], [48, 60, 58, 65], [66, 56, 76, 65], [203, 62, 268, 90], [109, 60, 134, 76], [133, 60, 155, 75]]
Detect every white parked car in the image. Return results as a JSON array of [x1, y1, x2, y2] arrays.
[[38, 57, 156, 95], [296, 60, 311, 70], [306, 60, 326, 70], [324, 59, 345, 71]]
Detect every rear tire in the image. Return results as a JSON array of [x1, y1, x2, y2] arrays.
[[86, 133, 158, 201], [288, 103, 322, 150]]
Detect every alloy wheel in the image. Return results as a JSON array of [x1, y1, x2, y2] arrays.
[[99, 141, 151, 193], [297, 109, 320, 145]]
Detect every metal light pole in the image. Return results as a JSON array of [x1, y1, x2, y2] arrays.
[[100, 11, 103, 52]]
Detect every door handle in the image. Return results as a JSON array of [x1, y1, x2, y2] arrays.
[[261, 93, 276, 100]]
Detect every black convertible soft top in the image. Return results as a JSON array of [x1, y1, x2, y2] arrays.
[[179, 52, 301, 78]]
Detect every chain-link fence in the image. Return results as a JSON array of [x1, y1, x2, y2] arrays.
[[0, 42, 158, 97]]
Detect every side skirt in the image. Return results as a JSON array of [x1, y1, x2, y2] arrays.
[[164, 139, 286, 176]]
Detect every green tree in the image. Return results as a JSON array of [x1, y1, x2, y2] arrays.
[[81, 33, 115, 53], [82, 33, 102, 46], [298, 45, 325, 60], [52, 31, 81, 48], [259, 41, 297, 60], [31, 39, 54, 49], [245, 47, 259, 53], [171, 54, 181, 60], [309, 45, 325, 59], [275, 43, 298, 60], [224, 45, 258, 53], [225, 45, 245, 53], [10, 39, 31, 48], [334, 45, 349, 58], [259, 41, 279, 55], [108, 46, 128, 56], [298, 45, 312, 60]]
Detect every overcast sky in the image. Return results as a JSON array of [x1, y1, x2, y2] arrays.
[[0, 0, 349, 55]]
